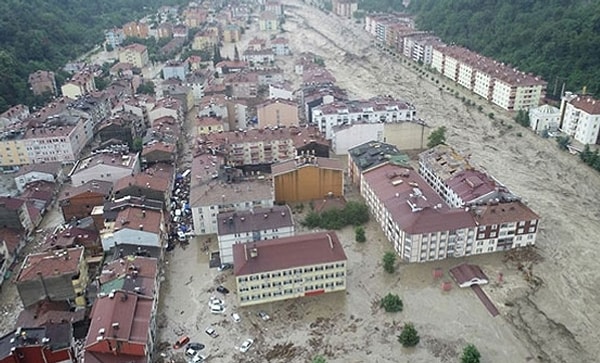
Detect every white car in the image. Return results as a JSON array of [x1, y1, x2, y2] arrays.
[[191, 353, 206, 362], [240, 338, 254, 353], [209, 296, 224, 306], [232, 313, 241, 323], [210, 304, 225, 314]]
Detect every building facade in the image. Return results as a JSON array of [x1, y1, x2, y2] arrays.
[[559, 93, 600, 145], [256, 98, 299, 128], [233, 231, 347, 306], [529, 104, 560, 135]]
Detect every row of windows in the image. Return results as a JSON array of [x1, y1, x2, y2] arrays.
[[238, 263, 346, 282], [240, 281, 345, 301]]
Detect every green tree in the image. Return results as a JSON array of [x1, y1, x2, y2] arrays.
[[132, 138, 143, 152], [427, 126, 446, 148], [355, 226, 366, 243], [136, 81, 155, 95], [343, 201, 370, 225], [556, 135, 571, 151], [461, 344, 481, 363], [312, 356, 327, 363], [383, 252, 396, 273], [380, 293, 403, 312], [580, 144, 592, 163], [515, 109, 530, 127], [398, 323, 420, 347]]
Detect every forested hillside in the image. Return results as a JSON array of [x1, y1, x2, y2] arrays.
[[408, 0, 600, 98], [0, 0, 186, 112]]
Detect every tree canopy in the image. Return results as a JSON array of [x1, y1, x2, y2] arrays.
[[398, 323, 420, 347], [0, 0, 187, 112], [461, 344, 481, 363], [408, 0, 600, 98], [427, 126, 446, 148]]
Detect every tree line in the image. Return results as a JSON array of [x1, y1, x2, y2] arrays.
[[0, 0, 187, 113]]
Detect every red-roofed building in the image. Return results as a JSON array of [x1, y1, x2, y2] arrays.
[[0, 196, 39, 234], [16, 247, 88, 308], [97, 256, 158, 297], [233, 231, 347, 306], [83, 291, 155, 363], [100, 207, 164, 251], [560, 93, 600, 145], [140, 142, 176, 165], [59, 180, 113, 221], [113, 163, 173, 202]]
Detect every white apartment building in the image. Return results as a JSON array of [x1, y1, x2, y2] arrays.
[[70, 152, 140, 185], [560, 93, 600, 145], [529, 104, 560, 134], [216, 205, 294, 264], [233, 231, 347, 306], [311, 96, 416, 139]]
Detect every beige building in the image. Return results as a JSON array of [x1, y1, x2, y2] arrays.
[[258, 11, 279, 31], [256, 98, 299, 128], [122, 21, 149, 38], [332, 0, 358, 18], [233, 231, 347, 306], [61, 70, 96, 99], [223, 24, 241, 43], [119, 43, 149, 68]]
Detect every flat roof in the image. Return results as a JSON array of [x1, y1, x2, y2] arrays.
[[234, 231, 347, 276], [271, 157, 343, 176]]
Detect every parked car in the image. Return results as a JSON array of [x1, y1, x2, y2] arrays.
[[185, 343, 205, 357], [258, 311, 270, 321], [209, 296, 224, 306], [217, 263, 232, 271], [232, 313, 241, 323], [191, 353, 206, 362], [216, 285, 230, 294], [173, 335, 190, 349], [240, 338, 254, 353], [205, 327, 219, 338], [210, 304, 225, 314]]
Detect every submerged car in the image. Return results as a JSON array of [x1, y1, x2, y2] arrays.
[[240, 338, 254, 353]]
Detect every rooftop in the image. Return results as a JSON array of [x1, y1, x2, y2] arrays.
[[111, 207, 163, 235], [569, 95, 600, 115], [71, 152, 138, 175], [217, 205, 293, 235], [271, 156, 344, 176], [113, 163, 173, 194], [418, 144, 471, 181], [349, 140, 407, 171], [233, 231, 347, 276], [17, 247, 84, 282], [445, 169, 499, 204], [59, 180, 113, 201], [0, 323, 72, 359]]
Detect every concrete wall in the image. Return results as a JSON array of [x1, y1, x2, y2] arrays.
[[274, 166, 343, 203], [383, 122, 429, 150]]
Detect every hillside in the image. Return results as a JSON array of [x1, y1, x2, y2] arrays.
[[407, 0, 600, 98], [0, 0, 186, 113]]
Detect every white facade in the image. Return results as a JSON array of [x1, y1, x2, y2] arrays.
[[560, 95, 600, 144], [331, 123, 384, 155], [457, 63, 474, 90], [192, 199, 275, 235], [473, 70, 493, 100], [70, 154, 140, 185], [101, 228, 162, 251], [268, 85, 293, 101], [529, 104, 560, 134]]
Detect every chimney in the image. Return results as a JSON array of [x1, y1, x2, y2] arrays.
[[250, 247, 258, 258]]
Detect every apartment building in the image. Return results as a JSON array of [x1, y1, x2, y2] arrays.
[[16, 247, 88, 307], [529, 104, 560, 135], [431, 44, 546, 111], [311, 96, 417, 139], [162, 61, 188, 81], [223, 24, 241, 43], [122, 21, 149, 38], [233, 231, 347, 306], [60, 70, 96, 99], [272, 156, 344, 203], [258, 11, 280, 31], [14, 162, 63, 192], [100, 206, 165, 251], [119, 43, 149, 68], [189, 154, 274, 235], [559, 93, 600, 145], [59, 180, 113, 222], [347, 140, 406, 188], [256, 98, 299, 128], [271, 37, 290, 56], [331, 0, 357, 18], [361, 162, 538, 263], [0, 323, 75, 363], [217, 205, 294, 264], [69, 152, 140, 186], [28, 70, 57, 96]]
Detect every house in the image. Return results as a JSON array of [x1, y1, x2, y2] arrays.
[[97, 256, 158, 297], [301, 84, 348, 123], [119, 43, 149, 68], [162, 60, 189, 81], [59, 180, 113, 222], [146, 116, 181, 145], [0, 323, 76, 363], [93, 195, 163, 232], [100, 206, 164, 251], [258, 11, 280, 31], [559, 93, 600, 144], [69, 152, 140, 186], [16, 247, 88, 307], [112, 163, 174, 203], [271, 37, 290, 56], [0, 196, 40, 234], [28, 70, 57, 96], [157, 22, 173, 38], [189, 155, 274, 235], [83, 291, 156, 363], [272, 156, 344, 203], [256, 98, 299, 128], [233, 231, 347, 306], [14, 162, 63, 192], [217, 205, 294, 264], [529, 104, 560, 135], [347, 141, 406, 188], [141, 142, 176, 165], [223, 24, 241, 43], [60, 70, 96, 99]]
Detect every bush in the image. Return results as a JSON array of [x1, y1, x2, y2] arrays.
[[380, 293, 403, 312], [427, 126, 447, 148], [383, 252, 396, 273], [398, 323, 420, 347], [301, 201, 369, 230], [488, 112, 495, 119], [461, 344, 481, 363], [355, 226, 366, 243], [312, 356, 327, 363]]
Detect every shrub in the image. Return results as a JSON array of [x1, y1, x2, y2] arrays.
[[383, 252, 396, 273], [461, 344, 481, 363], [380, 293, 403, 312], [355, 226, 366, 243], [398, 323, 420, 347]]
